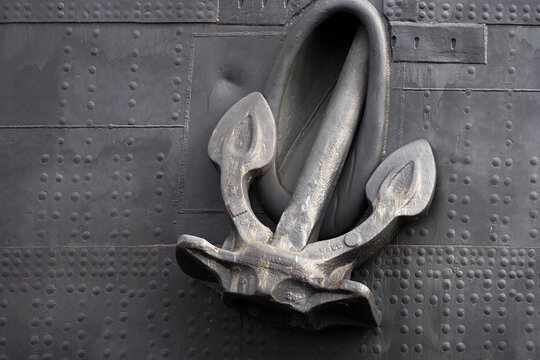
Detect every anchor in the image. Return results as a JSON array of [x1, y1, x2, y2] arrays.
[[176, 0, 436, 330]]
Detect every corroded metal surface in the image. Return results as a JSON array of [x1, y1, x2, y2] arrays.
[[177, 0, 436, 329], [1, 0, 540, 358], [177, 90, 436, 329]]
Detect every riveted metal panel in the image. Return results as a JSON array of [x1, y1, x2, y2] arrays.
[[0, 245, 538, 359], [2, 0, 540, 359], [387, 90, 540, 247], [0, 0, 218, 23], [390, 22, 487, 63], [0, 246, 239, 360], [180, 29, 284, 212], [0, 23, 190, 127], [0, 128, 183, 247], [391, 25, 540, 90], [217, 0, 382, 25], [218, 0, 312, 25], [385, 0, 540, 25]]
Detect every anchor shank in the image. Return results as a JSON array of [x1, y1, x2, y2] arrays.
[[273, 28, 369, 251]]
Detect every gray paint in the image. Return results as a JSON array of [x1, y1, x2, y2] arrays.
[[385, 0, 540, 25], [1, 0, 540, 358], [390, 22, 487, 64], [0, 0, 218, 23]]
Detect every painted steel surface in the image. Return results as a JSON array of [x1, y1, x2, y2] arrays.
[[1, 0, 540, 359]]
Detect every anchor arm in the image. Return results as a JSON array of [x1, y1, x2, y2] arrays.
[[303, 204, 396, 273], [208, 92, 276, 248], [304, 139, 437, 276]]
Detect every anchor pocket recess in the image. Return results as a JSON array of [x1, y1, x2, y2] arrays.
[[257, 8, 389, 240]]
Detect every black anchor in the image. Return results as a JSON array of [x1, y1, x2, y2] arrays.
[[176, 0, 436, 330]]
